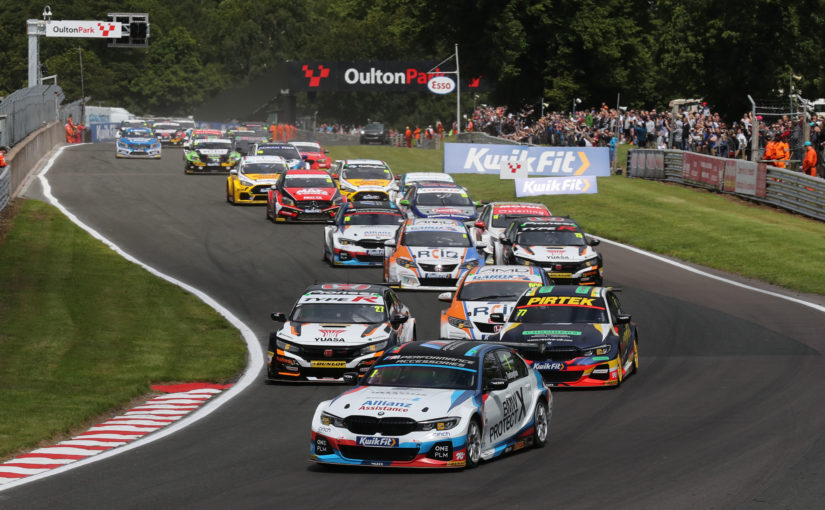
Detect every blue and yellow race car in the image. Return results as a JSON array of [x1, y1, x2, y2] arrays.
[[115, 127, 161, 159]]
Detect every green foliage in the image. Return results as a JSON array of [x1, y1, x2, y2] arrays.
[[2, 0, 825, 123]]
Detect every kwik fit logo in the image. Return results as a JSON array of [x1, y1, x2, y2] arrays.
[[356, 436, 399, 447]]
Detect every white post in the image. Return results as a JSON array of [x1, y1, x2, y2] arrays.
[[27, 20, 42, 88], [455, 43, 460, 135]]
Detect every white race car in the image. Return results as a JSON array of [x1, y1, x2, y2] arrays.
[[439, 265, 551, 340], [383, 218, 486, 291], [470, 202, 552, 259], [491, 217, 603, 286], [310, 340, 552, 468], [323, 201, 405, 266], [266, 283, 416, 382], [390, 172, 455, 205]]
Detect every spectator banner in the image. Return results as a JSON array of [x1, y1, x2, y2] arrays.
[[683, 152, 724, 189], [628, 150, 665, 179], [499, 159, 528, 180], [444, 143, 610, 176], [91, 123, 119, 143], [723, 159, 767, 197], [515, 176, 598, 197]]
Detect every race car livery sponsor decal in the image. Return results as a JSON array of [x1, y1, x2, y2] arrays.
[[532, 361, 565, 370], [197, 149, 229, 155], [379, 354, 478, 370], [358, 400, 414, 412], [494, 205, 550, 216], [524, 296, 597, 306], [298, 294, 381, 304], [467, 303, 511, 317], [522, 329, 582, 336], [311, 360, 347, 368], [0, 384, 231, 485], [489, 388, 525, 441], [414, 249, 461, 259], [356, 436, 399, 447]]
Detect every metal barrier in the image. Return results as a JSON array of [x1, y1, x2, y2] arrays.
[[0, 166, 9, 213], [0, 84, 64, 147], [627, 149, 825, 222], [456, 131, 524, 145]]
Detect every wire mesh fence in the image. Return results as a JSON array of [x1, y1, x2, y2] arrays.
[[0, 84, 64, 147]]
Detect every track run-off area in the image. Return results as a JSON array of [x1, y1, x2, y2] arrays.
[[2, 143, 825, 509]]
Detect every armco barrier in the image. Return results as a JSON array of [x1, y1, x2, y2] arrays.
[[0, 122, 65, 214], [0, 167, 9, 213], [628, 149, 825, 222]]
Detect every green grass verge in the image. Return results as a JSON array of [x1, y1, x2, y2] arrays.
[[0, 200, 246, 459], [330, 144, 825, 295]]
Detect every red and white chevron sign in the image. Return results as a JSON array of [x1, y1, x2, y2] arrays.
[[499, 159, 528, 180]]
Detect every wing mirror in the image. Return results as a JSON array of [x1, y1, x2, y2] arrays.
[[437, 292, 453, 303], [399, 199, 410, 206], [390, 314, 409, 326], [229, 169, 238, 175], [271, 312, 287, 322], [500, 238, 513, 246], [486, 378, 509, 391], [342, 372, 359, 384], [588, 237, 601, 246], [615, 314, 631, 324], [474, 220, 485, 230]]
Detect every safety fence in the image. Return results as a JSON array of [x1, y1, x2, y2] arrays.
[[627, 149, 825, 222], [0, 166, 9, 213], [0, 85, 64, 148]]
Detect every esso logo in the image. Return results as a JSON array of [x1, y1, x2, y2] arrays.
[[427, 76, 456, 95]]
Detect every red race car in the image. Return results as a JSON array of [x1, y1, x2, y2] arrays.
[[266, 169, 346, 222], [290, 141, 331, 169]]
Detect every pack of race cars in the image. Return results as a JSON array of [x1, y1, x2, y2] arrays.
[[114, 125, 634, 470]]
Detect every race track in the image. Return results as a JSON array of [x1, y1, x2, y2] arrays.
[[3, 143, 825, 509]]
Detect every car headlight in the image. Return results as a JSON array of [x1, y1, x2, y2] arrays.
[[276, 338, 302, 354], [338, 238, 356, 246], [117, 141, 128, 148], [187, 153, 201, 161], [582, 344, 611, 357], [359, 340, 388, 356], [320, 411, 345, 428], [396, 257, 415, 269], [239, 176, 255, 187], [417, 417, 461, 431], [459, 259, 480, 270], [152, 142, 161, 149], [340, 180, 357, 192], [447, 316, 467, 329], [513, 255, 533, 266], [578, 257, 599, 270], [281, 195, 295, 206]]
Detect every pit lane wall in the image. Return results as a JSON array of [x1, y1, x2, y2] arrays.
[[627, 149, 825, 222], [0, 122, 64, 214]]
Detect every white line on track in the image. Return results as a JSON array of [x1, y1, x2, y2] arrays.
[[0, 144, 264, 492]]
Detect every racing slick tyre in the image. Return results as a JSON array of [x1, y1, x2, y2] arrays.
[[532, 399, 549, 448], [464, 418, 483, 469], [631, 336, 639, 375], [227, 186, 235, 204], [612, 353, 624, 388]]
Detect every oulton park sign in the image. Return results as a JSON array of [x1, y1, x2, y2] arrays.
[[285, 61, 485, 92], [45, 20, 122, 38]]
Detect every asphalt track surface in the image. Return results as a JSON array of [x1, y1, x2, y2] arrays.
[[3, 143, 825, 509]]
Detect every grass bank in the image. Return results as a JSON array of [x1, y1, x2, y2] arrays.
[[0, 200, 245, 459], [330, 144, 825, 295]]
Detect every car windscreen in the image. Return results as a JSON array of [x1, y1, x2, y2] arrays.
[[123, 129, 154, 138], [289, 303, 387, 323], [257, 146, 301, 159], [517, 228, 586, 246], [365, 123, 384, 132], [415, 191, 473, 207], [492, 213, 546, 228], [292, 143, 321, 152], [402, 230, 471, 247], [363, 362, 476, 389], [154, 124, 180, 130], [343, 166, 391, 180], [344, 212, 404, 225], [121, 121, 146, 129], [176, 121, 195, 130], [458, 280, 533, 301], [284, 176, 336, 188], [511, 300, 608, 323], [195, 142, 231, 150], [242, 163, 286, 175]]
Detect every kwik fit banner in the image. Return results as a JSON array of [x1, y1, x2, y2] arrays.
[[444, 143, 610, 176], [515, 176, 598, 197]]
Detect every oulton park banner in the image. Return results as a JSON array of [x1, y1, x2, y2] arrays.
[[285, 61, 486, 92], [443, 143, 611, 177]]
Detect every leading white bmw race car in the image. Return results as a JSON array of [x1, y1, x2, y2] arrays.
[[310, 340, 552, 468]]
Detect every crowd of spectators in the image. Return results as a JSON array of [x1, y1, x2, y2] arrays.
[[465, 102, 825, 174]]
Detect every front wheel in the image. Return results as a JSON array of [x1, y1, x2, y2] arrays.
[[532, 399, 549, 448], [464, 418, 482, 469]]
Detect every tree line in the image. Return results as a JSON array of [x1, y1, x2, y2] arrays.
[[1, 0, 823, 124]]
